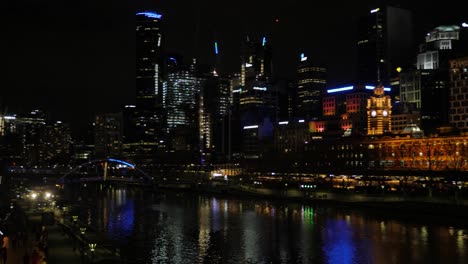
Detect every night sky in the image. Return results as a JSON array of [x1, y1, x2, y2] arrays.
[[4, 0, 467, 137]]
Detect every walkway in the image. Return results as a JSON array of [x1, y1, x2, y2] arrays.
[[4, 200, 101, 264]]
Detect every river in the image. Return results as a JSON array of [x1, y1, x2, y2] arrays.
[[72, 188, 468, 264]]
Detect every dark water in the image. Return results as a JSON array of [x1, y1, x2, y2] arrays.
[[79, 188, 468, 264]]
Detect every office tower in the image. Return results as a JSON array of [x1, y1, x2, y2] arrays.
[[401, 24, 467, 132], [296, 53, 326, 119], [163, 57, 201, 132], [94, 113, 123, 159], [161, 57, 203, 158], [136, 11, 163, 108], [201, 73, 231, 162], [236, 36, 276, 159], [135, 11, 165, 152], [240, 36, 273, 87], [367, 85, 392, 135], [41, 121, 72, 164], [356, 6, 413, 86], [449, 56, 468, 131]]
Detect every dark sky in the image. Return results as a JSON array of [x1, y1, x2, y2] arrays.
[[4, 0, 467, 136]]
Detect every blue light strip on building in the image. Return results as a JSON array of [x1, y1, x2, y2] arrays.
[[262, 37, 266, 46], [327, 86, 354, 93], [365, 85, 391, 92], [214, 42, 218, 55], [108, 158, 135, 168], [136, 12, 162, 19]]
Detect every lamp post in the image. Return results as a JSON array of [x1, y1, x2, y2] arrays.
[[72, 215, 78, 229], [89, 243, 97, 263]]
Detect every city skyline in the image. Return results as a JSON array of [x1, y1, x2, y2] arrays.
[[4, 0, 467, 136]]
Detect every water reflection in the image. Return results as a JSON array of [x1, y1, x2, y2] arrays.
[[84, 189, 468, 264]]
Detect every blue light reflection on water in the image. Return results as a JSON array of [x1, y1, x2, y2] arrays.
[[87, 189, 468, 264], [322, 219, 355, 264]]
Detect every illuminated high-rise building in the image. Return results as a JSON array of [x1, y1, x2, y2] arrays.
[[400, 24, 467, 132], [41, 121, 72, 164], [240, 36, 273, 87], [134, 11, 165, 153], [356, 6, 413, 86], [449, 56, 468, 131], [163, 57, 202, 132], [94, 113, 123, 159], [136, 11, 163, 108], [296, 53, 326, 119]]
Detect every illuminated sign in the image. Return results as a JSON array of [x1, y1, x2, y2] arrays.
[[136, 12, 162, 19], [327, 86, 354, 93], [370, 8, 380, 13], [365, 85, 391, 92], [214, 42, 218, 55], [243, 125, 259, 130], [278, 121, 289, 125], [262, 37, 266, 46], [253, 87, 267, 91], [300, 53, 307, 61]]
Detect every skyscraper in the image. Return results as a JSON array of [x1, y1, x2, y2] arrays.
[[296, 53, 326, 119], [94, 113, 123, 159], [356, 6, 413, 86], [136, 11, 163, 109], [400, 24, 467, 132], [135, 11, 164, 147]]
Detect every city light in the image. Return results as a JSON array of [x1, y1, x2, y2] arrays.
[[214, 41, 219, 55], [370, 8, 380, 13], [108, 158, 135, 169], [253, 87, 267, 91], [262, 37, 266, 46], [462, 23, 468, 27], [298, 120, 305, 123], [300, 53, 307, 61], [232, 89, 242, 93], [365, 85, 391, 92], [278, 121, 289, 125], [327, 86, 354, 93], [136, 12, 162, 19], [243, 125, 258, 129], [245, 63, 253, 68]]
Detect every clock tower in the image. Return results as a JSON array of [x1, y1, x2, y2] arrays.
[[367, 85, 392, 135]]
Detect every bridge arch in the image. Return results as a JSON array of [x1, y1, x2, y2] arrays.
[[58, 158, 152, 184]]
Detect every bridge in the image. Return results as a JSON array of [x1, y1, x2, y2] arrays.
[[58, 158, 153, 186]]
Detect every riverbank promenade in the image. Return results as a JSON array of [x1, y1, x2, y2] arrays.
[[3, 200, 118, 264]]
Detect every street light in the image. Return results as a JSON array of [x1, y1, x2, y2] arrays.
[[80, 227, 87, 235], [89, 243, 97, 263], [89, 243, 97, 252]]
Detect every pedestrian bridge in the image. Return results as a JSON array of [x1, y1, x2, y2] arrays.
[[58, 158, 153, 186]]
